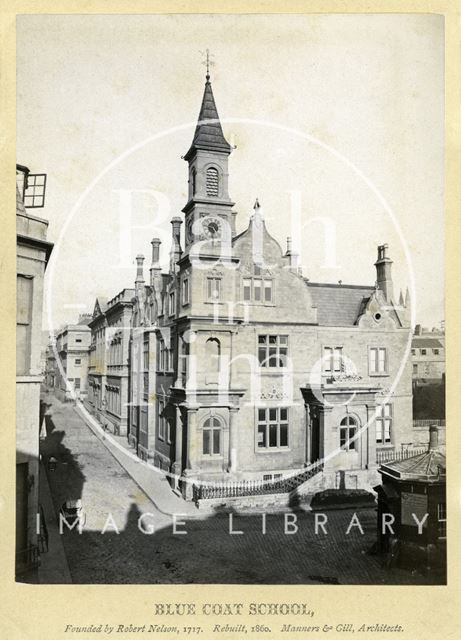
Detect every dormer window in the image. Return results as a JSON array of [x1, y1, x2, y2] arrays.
[[206, 167, 219, 197]]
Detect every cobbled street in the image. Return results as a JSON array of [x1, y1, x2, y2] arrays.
[[40, 394, 437, 585]]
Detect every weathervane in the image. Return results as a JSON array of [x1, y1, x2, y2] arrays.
[[200, 48, 215, 80]]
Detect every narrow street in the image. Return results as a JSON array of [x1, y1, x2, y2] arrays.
[[39, 393, 438, 585]]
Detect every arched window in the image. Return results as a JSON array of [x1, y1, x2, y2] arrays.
[[202, 416, 222, 456], [206, 167, 219, 197], [191, 168, 196, 195], [340, 416, 357, 450], [205, 337, 221, 372]]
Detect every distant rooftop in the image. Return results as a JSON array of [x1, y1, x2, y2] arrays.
[[412, 337, 444, 349]]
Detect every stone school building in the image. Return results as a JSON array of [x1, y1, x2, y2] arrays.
[[122, 70, 414, 500]]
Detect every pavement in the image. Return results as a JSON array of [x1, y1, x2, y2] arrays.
[[38, 461, 72, 584], [38, 391, 443, 585], [73, 401, 198, 517]]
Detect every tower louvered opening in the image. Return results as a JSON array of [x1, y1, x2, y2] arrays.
[[206, 167, 219, 197]]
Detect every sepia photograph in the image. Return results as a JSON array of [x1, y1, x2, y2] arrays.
[[15, 12, 445, 589]]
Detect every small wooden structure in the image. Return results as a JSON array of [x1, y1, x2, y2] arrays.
[[375, 425, 446, 574]]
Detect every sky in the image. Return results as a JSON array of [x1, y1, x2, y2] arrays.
[[16, 13, 444, 332]]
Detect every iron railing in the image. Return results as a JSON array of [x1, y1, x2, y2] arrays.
[[413, 419, 445, 428], [15, 544, 40, 573], [376, 447, 427, 465], [193, 461, 324, 502], [37, 504, 49, 554]]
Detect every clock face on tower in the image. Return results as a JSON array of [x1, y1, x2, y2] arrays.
[[202, 216, 222, 239]]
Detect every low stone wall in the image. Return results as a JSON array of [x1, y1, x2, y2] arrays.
[[412, 425, 446, 448], [196, 491, 294, 512]]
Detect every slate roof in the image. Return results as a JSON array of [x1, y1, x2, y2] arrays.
[[306, 281, 375, 327], [380, 448, 446, 481], [185, 78, 231, 159], [412, 337, 444, 349]]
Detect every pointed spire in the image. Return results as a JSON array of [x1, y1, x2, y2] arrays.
[[184, 74, 231, 160], [405, 286, 411, 308]]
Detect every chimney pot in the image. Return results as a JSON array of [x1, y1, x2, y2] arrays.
[[429, 425, 439, 451]]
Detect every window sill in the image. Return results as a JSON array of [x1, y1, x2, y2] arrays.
[[369, 373, 390, 377], [242, 301, 275, 307], [16, 375, 43, 382], [256, 447, 290, 453]]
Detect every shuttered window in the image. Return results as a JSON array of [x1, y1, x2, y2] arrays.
[[206, 167, 219, 197], [17, 275, 33, 375]]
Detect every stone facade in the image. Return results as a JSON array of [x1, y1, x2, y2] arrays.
[[126, 73, 415, 501], [86, 289, 134, 435], [412, 326, 445, 383], [16, 166, 53, 576], [51, 320, 91, 401]]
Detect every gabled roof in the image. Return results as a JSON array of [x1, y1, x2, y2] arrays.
[[184, 77, 231, 160], [306, 281, 375, 327], [93, 296, 108, 319]]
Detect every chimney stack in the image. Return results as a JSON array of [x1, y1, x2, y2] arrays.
[[375, 243, 393, 302], [150, 238, 161, 285], [170, 217, 183, 272], [429, 425, 439, 451], [135, 254, 145, 292], [135, 254, 145, 282], [285, 236, 302, 274]]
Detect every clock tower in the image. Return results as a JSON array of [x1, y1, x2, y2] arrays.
[[182, 70, 235, 254]]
